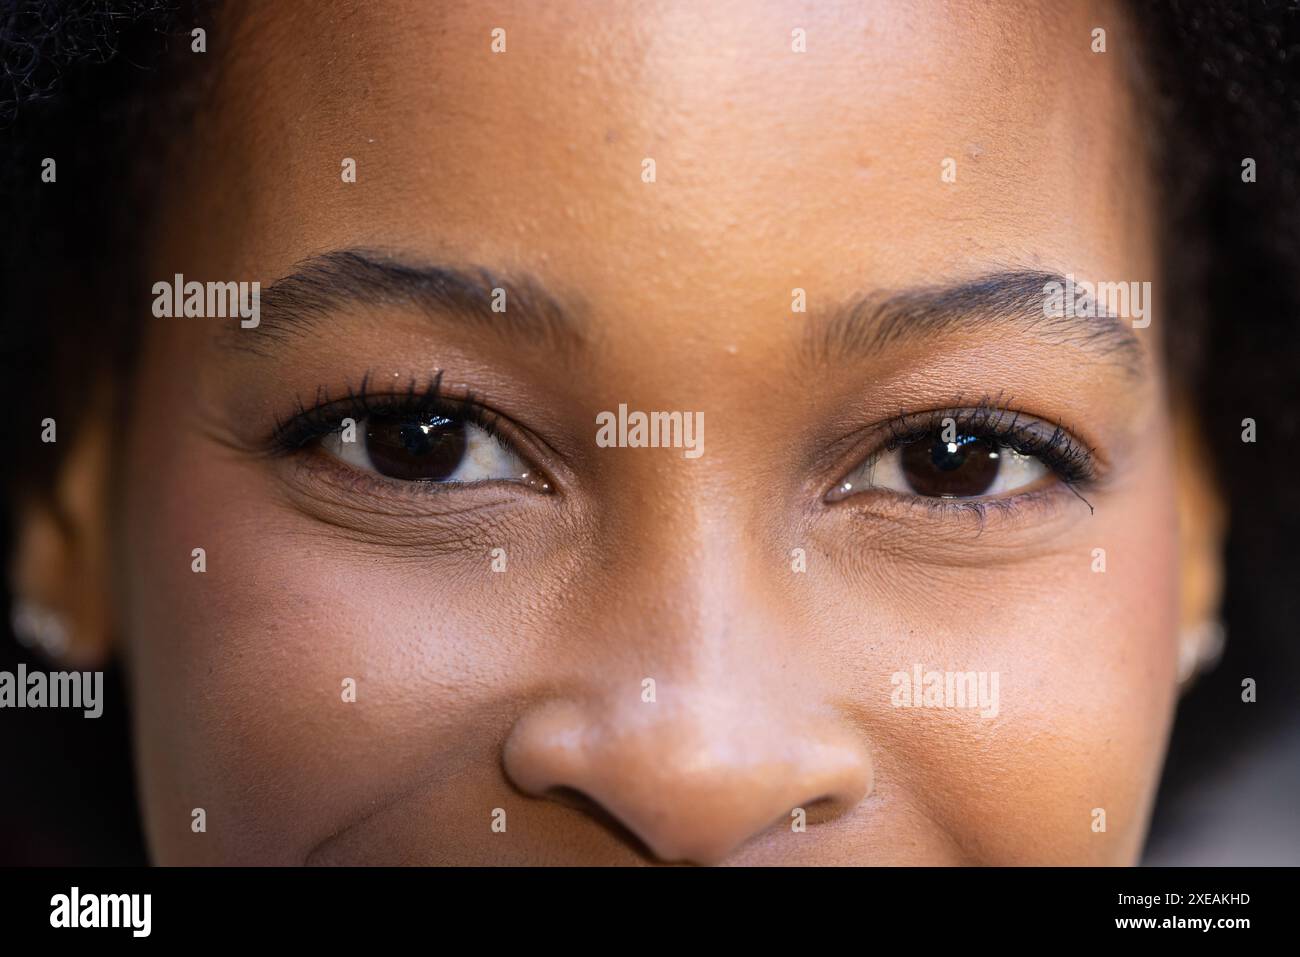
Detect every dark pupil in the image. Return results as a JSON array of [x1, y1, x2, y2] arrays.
[[900, 433, 1000, 498], [364, 413, 467, 481]]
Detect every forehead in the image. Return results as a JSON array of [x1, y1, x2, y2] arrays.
[[179, 0, 1153, 342]]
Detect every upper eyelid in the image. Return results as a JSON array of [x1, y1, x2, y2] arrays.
[[888, 405, 1070, 443], [821, 404, 1100, 504], [882, 407, 1097, 471], [267, 380, 501, 453]]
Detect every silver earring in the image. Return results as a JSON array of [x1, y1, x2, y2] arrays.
[[9, 598, 70, 658], [1177, 619, 1225, 687]]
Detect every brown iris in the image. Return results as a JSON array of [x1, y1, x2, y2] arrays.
[[900, 434, 1000, 498], [364, 413, 468, 481]]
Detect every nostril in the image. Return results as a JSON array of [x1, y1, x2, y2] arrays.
[[504, 699, 873, 864], [543, 786, 664, 863], [544, 785, 600, 813], [796, 795, 844, 826]]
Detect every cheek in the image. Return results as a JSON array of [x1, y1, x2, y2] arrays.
[[828, 444, 1181, 864], [116, 382, 556, 863]]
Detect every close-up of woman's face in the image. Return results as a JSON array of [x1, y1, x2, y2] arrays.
[[16, 0, 1300, 877], [80, 0, 1197, 865]]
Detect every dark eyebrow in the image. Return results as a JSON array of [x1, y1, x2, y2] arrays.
[[803, 270, 1147, 376], [230, 248, 584, 356]]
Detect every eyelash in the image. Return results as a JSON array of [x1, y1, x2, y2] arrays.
[[268, 371, 505, 455], [876, 401, 1098, 488], [826, 398, 1101, 523], [269, 382, 1098, 521]]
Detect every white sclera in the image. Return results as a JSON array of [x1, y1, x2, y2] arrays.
[[321, 418, 533, 484], [829, 442, 1049, 501]]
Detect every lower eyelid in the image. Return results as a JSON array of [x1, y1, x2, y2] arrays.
[[829, 480, 1090, 531], [281, 446, 540, 513], [259, 453, 550, 556]]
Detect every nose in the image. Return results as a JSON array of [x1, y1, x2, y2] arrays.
[[503, 694, 872, 865]]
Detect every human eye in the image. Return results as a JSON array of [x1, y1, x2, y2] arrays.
[[826, 402, 1097, 510], [269, 375, 552, 493]]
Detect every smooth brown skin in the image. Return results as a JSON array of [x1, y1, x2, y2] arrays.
[[16, 0, 1225, 864]]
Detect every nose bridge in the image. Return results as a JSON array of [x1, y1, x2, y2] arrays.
[[590, 469, 781, 666]]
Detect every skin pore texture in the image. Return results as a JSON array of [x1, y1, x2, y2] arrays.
[[21, 0, 1227, 864]]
